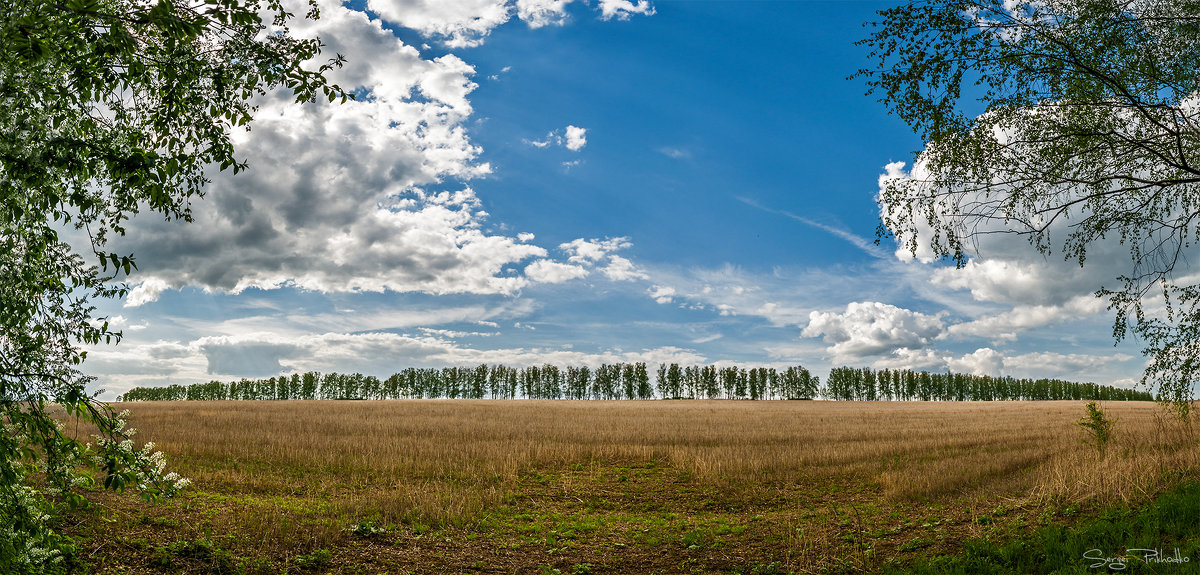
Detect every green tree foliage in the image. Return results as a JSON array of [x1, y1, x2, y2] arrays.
[[565, 366, 588, 400], [634, 362, 652, 399], [1, 0, 344, 569], [821, 366, 1151, 402], [779, 366, 819, 399], [121, 364, 1147, 403], [624, 363, 641, 399], [859, 0, 1200, 403], [1077, 400, 1117, 457], [120, 363, 937, 402]]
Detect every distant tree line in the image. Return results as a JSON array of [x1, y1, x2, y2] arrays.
[[117, 363, 820, 402], [117, 363, 1151, 402], [823, 367, 1153, 402]]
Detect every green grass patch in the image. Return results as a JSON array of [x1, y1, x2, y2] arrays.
[[887, 482, 1200, 574]]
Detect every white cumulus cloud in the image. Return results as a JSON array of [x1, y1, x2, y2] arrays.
[[601, 255, 647, 281], [527, 125, 588, 151], [564, 125, 587, 151], [877, 106, 1200, 335], [1003, 350, 1135, 379], [111, 0, 655, 302], [125, 278, 171, 307], [364, 0, 650, 47], [870, 347, 1135, 381], [945, 347, 1005, 376], [802, 301, 945, 361], [945, 295, 1107, 342], [597, 0, 655, 20], [562, 237, 628, 263], [516, 0, 574, 28], [365, 0, 511, 48], [114, 3, 550, 298], [524, 259, 589, 283]]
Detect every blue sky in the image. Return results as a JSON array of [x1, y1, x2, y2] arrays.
[[85, 0, 1149, 399]]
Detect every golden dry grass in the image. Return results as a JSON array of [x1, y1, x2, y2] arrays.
[[118, 400, 1197, 513], [77, 399, 1200, 574]]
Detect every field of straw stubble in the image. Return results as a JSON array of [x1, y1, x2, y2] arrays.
[[70, 399, 1199, 574]]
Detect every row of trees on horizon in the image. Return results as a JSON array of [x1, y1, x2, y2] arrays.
[[823, 367, 1152, 402], [116, 363, 1153, 402]]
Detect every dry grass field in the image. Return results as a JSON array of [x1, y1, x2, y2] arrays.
[[69, 399, 1199, 574]]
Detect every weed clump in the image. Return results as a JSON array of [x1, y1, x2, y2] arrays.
[[294, 548, 332, 570], [346, 520, 387, 538], [1077, 401, 1116, 457]]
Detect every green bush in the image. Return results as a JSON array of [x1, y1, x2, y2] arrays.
[[1077, 401, 1116, 457]]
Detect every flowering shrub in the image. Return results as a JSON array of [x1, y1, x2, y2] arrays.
[[1, 404, 188, 573]]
